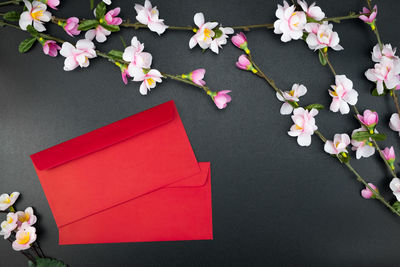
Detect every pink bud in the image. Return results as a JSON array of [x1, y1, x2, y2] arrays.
[[64, 17, 81, 37], [190, 69, 206, 86], [361, 183, 377, 199], [236, 55, 251, 70], [105, 7, 123, 26], [357, 109, 379, 128], [121, 68, 131, 85], [213, 90, 231, 109], [383, 146, 395, 162], [42, 40, 61, 57], [359, 5, 377, 23], [45, 0, 59, 10], [231, 32, 249, 53]]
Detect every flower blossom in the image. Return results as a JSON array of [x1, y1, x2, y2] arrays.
[[288, 107, 318, 146], [105, 7, 122, 25], [12, 223, 37, 251], [365, 57, 400, 94], [182, 69, 206, 86], [371, 43, 398, 63], [231, 32, 249, 54], [273, 1, 307, 42], [189, 12, 218, 50], [210, 26, 234, 54], [134, 0, 168, 35], [132, 68, 163, 95], [60, 39, 97, 71], [357, 109, 378, 132], [0, 192, 19, 211], [359, 5, 377, 26], [103, 0, 111, 4], [329, 75, 358, 114], [123, 36, 152, 79], [361, 183, 378, 199], [305, 22, 343, 51], [42, 40, 61, 57], [42, 0, 59, 10], [85, 25, 111, 43], [276, 83, 307, 115], [351, 126, 375, 159], [297, 0, 325, 21], [0, 213, 18, 239], [212, 90, 231, 109], [383, 146, 396, 170], [19, 0, 51, 32], [63, 17, 81, 37], [390, 177, 400, 201], [324, 133, 350, 155], [121, 66, 131, 85], [389, 113, 400, 136], [16, 207, 37, 228]]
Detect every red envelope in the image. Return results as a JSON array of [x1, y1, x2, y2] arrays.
[[30, 101, 213, 244]]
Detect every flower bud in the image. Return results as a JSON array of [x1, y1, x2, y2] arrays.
[[236, 55, 257, 73], [231, 32, 250, 54]]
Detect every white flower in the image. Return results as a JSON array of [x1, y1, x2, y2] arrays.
[[19, 0, 51, 32], [16, 207, 37, 228], [389, 113, 400, 136], [372, 43, 398, 63], [132, 68, 163, 95], [365, 57, 400, 94], [85, 25, 111, 43], [297, 0, 325, 21], [135, 0, 168, 35], [0, 192, 19, 211], [210, 26, 234, 54], [273, 1, 307, 42], [276, 83, 307, 115], [288, 107, 318, 146], [351, 127, 375, 159], [329, 75, 358, 114], [390, 177, 400, 201], [189, 12, 218, 50], [103, 0, 111, 4], [305, 22, 343, 51], [0, 213, 18, 239], [12, 223, 37, 251], [324, 133, 350, 155], [60, 39, 97, 71], [123, 36, 153, 79]]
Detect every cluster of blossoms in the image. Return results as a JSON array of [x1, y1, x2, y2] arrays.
[[0, 192, 38, 251], [273, 0, 343, 51]]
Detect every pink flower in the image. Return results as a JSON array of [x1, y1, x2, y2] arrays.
[[235, 55, 256, 73], [231, 32, 249, 53], [121, 67, 131, 85], [365, 57, 400, 94], [210, 26, 233, 54], [361, 183, 377, 199], [359, 5, 377, 23], [64, 17, 81, 37], [12, 223, 37, 251], [389, 113, 400, 135], [59, 39, 97, 71], [357, 109, 378, 130], [0, 192, 20, 211], [324, 133, 350, 155], [297, 0, 325, 21], [132, 68, 163, 95], [45, 0, 59, 10], [134, 0, 168, 35], [351, 127, 375, 159], [273, 1, 307, 42], [0, 213, 18, 239], [383, 146, 396, 170], [189, 12, 218, 50], [212, 90, 231, 109], [42, 40, 61, 57], [372, 43, 397, 63], [390, 177, 400, 201], [85, 25, 111, 43], [276, 83, 307, 115], [305, 22, 343, 51], [105, 7, 122, 26], [123, 36, 153, 79], [19, 0, 51, 32], [190, 69, 206, 86], [329, 75, 358, 114], [288, 107, 318, 146], [16, 207, 37, 228]]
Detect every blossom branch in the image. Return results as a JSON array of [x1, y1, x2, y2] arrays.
[[0, 0, 22, 7]]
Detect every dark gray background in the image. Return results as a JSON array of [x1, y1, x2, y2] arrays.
[[1, 0, 400, 266]]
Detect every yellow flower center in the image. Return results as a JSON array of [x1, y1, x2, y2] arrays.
[[17, 232, 30, 245], [331, 90, 338, 96], [18, 213, 30, 223], [288, 90, 295, 96], [335, 142, 340, 148], [3, 197, 10, 204], [203, 28, 212, 41], [147, 78, 154, 86], [31, 10, 43, 21], [295, 124, 303, 130], [7, 217, 13, 224]]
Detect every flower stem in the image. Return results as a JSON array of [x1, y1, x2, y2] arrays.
[[322, 13, 363, 23], [0, 0, 22, 7], [7, 237, 36, 262], [33, 241, 45, 258], [320, 50, 336, 76], [371, 139, 397, 178], [366, 0, 383, 49], [391, 90, 400, 116], [162, 73, 211, 94]]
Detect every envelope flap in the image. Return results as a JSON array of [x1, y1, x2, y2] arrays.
[[30, 101, 176, 170]]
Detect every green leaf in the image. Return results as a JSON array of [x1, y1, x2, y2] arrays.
[[318, 49, 327, 66], [100, 22, 120, 32], [18, 37, 37, 53], [213, 28, 222, 39], [371, 87, 386, 96], [371, 133, 386, 141], [304, 103, 324, 111], [95, 1, 106, 19], [90, 0, 95, 10], [3, 11, 20, 22], [35, 258, 67, 267], [351, 131, 371, 141], [28, 260, 36, 267], [77, 19, 99, 31], [26, 25, 39, 37], [108, 49, 123, 60], [393, 201, 400, 212]]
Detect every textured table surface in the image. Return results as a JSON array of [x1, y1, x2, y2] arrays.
[[1, 0, 400, 266]]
